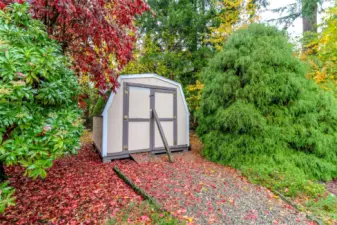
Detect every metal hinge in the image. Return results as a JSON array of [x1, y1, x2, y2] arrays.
[[124, 115, 128, 120], [124, 145, 128, 150], [125, 90, 128, 94]]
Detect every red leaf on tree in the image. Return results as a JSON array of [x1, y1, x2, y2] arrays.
[[0, 0, 149, 92], [0, 1, 5, 9]]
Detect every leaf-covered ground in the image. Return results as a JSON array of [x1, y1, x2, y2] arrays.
[[116, 134, 315, 225], [0, 144, 142, 224], [1, 132, 317, 224]]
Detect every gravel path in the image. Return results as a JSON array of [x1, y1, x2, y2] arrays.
[[118, 154, 313, 225], [116, 134, 315, 225], [327, 179, 337, 195]]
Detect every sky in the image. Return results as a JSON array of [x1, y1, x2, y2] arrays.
[[260, 0, 333, 42]]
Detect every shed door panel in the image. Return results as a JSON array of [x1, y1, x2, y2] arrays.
[[155, 92, 174, 118], [127, 86, 151, 151], [128, 122, 150, 150], [154, 91, 176, 148], [154, 121, 174, 148], [129, 87, 151, 119]]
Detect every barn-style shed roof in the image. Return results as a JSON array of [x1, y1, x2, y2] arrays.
[[102, 73, 190, 116]]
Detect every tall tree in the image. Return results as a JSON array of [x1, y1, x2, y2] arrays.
[[302, 0, 319, 52], [124, 0, 216, 86], [0, 0, 149, 91], [271, 0, 328, 51], [124, 0, 269, 84], [302, 0, 318, 34]]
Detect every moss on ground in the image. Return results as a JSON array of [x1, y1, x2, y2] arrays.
[[106, 200, 185, 225]]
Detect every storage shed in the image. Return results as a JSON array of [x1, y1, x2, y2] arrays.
[[93, 74, 190, 162]]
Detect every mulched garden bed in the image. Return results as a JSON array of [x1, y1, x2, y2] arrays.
[[0, 144, 142, 225]]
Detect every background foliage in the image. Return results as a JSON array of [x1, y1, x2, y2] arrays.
[[0, 3, 83, 211], [123, 0, 266, 125], [78, 74, 108, 128], [197, 24, 337, 197], [185, 80, 204, 129], [305, 3, 337, 95], [123, 0, 216, 86], [122, 0, 216, 126], [123, 0, 267, 84], [208, 0, 259, 49]]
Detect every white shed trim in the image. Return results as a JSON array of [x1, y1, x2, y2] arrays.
[[101, 74, 190, 157]]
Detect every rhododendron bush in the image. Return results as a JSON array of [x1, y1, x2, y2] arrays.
[[0, 3, 83, 211], [1, 0, 149, 91]]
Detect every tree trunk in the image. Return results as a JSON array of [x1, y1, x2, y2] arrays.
[[302, 0, 318, 52], [302, 2, 317, 33], [0, 161, 7, 183]]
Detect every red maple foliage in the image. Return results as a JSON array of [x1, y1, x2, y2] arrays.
[[0, 0, 149, 91]]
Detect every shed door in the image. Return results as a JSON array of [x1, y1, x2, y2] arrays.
[[154, 91, 177, 148], [125, 86, 151, 151], [123, 83, 177, 152]]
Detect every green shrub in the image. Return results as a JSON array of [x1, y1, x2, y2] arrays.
[[0, 182, 15, 213], [0, 3, 83, 210], [306, 194, 337, 220], [197, 24, 337, 197]]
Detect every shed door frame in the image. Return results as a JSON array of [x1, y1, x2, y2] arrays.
[[123, 82, 177, 152]]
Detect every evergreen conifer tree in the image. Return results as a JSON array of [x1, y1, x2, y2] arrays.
[[197, 24, 337, 195]]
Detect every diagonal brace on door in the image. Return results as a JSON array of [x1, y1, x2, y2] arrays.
[[152, 108, 174, 163]]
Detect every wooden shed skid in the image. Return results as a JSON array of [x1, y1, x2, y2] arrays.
[[93, 143, 189, 162]]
